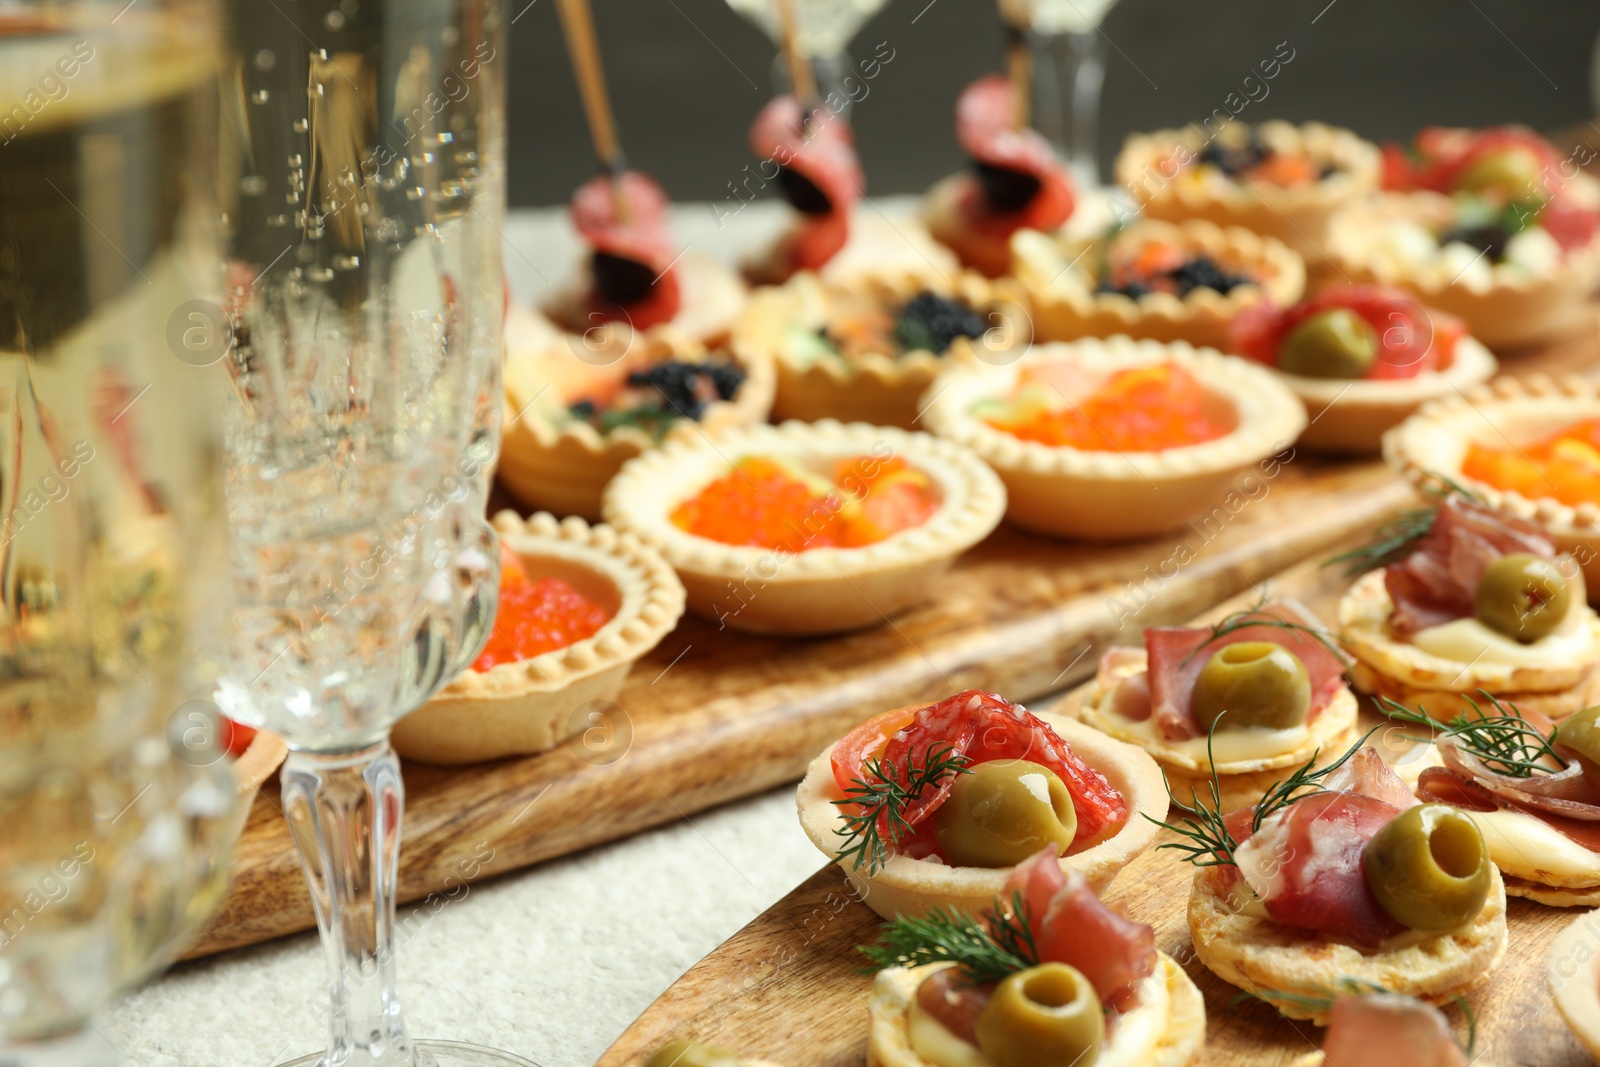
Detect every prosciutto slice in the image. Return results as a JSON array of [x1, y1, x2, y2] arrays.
[[1145, 601, 1349, 740], [1002, 847, 1157, 1011], [954, 75, 1075, 234], [1417, 734, 1600, 851], [749, 95, 863, 273], [1384, 496, 1555, 636], [570, 170, 683, 327], [1321, 994, 1469, 1067], [1221, 790, 1407, 950]]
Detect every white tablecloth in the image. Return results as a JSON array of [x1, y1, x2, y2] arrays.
[[102, 201, 910, 1067]]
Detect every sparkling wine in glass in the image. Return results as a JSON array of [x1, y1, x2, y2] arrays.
[[1023, 0, 1121, 185], [212, 1, 518, 1065], [0, 2, 240, 1062]]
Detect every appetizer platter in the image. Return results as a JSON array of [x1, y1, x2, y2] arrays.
[[595, 551, 1592, 1067]]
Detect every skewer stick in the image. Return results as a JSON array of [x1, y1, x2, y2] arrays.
[[773, 0, 817, 115], [555, 0, 629, 218], [996, 0, 1031, 131]]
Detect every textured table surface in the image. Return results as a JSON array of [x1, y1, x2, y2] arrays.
[[101, 201, 912, 1067]]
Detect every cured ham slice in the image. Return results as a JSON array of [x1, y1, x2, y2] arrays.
[[1223, 790, 1407, 950], [1418, 733, 1600, 851], [1384, 496, 1555, 636], [954, 75, 1075, 235], [570, 170, 682, 328], [1321, 994, 1469, 1067], [1146, 602, 1348, 740], [1002, 847, 1156, 1010], [1320, 746, 1420, 811], [749, 95, 863, 274]]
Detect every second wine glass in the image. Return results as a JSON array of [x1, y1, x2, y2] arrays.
[[213, 1, 518, 1065]]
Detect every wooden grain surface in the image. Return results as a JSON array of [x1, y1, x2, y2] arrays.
[[596, 550, 1593, 1067], [186, 321, 1600, 961]]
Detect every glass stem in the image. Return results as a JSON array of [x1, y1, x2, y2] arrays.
[[282, 743, 410, 1067]]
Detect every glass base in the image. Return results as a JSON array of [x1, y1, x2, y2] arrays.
[[280, 1041, 540, 1067]]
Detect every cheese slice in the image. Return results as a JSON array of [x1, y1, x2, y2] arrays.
[[1467, 807, 1600, 883], [1412, 614, 1598, 669], [1105, 712, 1310, 764]]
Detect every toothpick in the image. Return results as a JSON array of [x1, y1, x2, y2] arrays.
[[996, 0, 1031, 130], [773, 0, 818, 121], [555, 0, 629, 219]]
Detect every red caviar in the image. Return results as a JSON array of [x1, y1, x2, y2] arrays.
[[1462, 418, 1600, 507], [985, 363, 1231, 451], [471, 552, 611, 671], [670, 455, 941, 552]]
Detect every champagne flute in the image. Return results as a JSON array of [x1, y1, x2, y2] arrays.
[[0, 1, 241, 1061], [1021, 0, 1121, 185], [212, 1, 522, 1065], [724, 0, 890, 113]]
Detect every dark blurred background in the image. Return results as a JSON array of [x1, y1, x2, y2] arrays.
[[507, 0, 1600, 208]]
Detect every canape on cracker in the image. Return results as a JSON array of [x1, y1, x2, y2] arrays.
[[1078, 601, 1359, 809], [1157, 736, 1508, 1022], [1388, 695, 1600, 908], [796, 689, 1167, 920], [861, 847, 1203, 1067], [1335, 493, 1600, 723]]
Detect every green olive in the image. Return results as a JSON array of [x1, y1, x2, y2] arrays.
[[1364, 803, 1492, 932], [644, 1041, 740, 1067], [1277, 308, 1379, 380], [975, 962, 1104, 1067], [1189, 642, 1311, 732], [1474, 552, 1571, 643], [933, 760, 1078, 868], [1459, 147, 1544, 198], [1555, 705, 1600, 769]]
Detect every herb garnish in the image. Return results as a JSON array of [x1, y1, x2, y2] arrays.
[[1324, 475, 1481, 577], [858, 892, 1038, 986], [1148, 721, 1380, 868], [1380, 692, 1566, 778], [1176, 598, 1350, 673], [832, 742, 971, 875]]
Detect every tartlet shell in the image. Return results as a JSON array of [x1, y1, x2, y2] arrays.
[[389, 510, 686, 765], [1010, 218, 1306, 351], [919, 338, 1307, 541], [1188, 863, 1509, 1024], [734, 269, 1028, 430], [542, 250, 749, 348], [795, 710, 1169, 919], [867, 955, 1204, 1067], [1281, 336, 1497, 455], [1385, 374, 1600, 599], [1326, 192, 1600, 350], [601, 420, 1005, 635], [1114, 121, 1381, 263], [498, 319, 775, 520], [1549, 908, 1600, 1062]]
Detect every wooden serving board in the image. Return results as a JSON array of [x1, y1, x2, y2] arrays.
[[596, 551, 1592, 1067], [186, 325, 1600, 960]]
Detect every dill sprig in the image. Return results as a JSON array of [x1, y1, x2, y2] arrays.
[[1380, 693, 1566, 778], [1176, 598, 1349, 672], [1149, 723, 1380, 868], [832, 742, 970, 875], [1324, 475, 1482, 576], [858, 892, 1038, 986], [1148, 722, 1238, 867]]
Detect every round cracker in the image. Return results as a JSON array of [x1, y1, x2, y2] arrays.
[[867, 955, 1203, 1067], [1507, 876, 1600, 907], [1349, 658, 1600, 723], [1339, 569, 1600, 698], [1187, 865, 1509, 1024], [1080, 650, 1361, 776], [1549, 908, 1600, 1063]]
